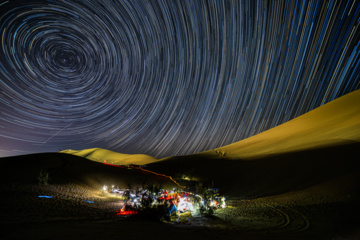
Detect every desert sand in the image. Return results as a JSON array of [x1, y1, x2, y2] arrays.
[[1, 90, 360, 239], [61, 148, 161, 165]]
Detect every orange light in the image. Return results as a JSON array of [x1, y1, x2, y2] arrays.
[[115, 208, 138, 215]]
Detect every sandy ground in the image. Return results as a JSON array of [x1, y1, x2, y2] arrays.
[[1, 184, 359, 240]]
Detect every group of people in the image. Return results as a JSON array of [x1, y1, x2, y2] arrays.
[[122, 189, 190, 216], [116, 187, 227, 222]]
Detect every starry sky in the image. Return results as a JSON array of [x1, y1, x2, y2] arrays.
[[0, 0, 359, 158]]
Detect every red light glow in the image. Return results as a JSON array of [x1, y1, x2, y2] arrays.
[[115, 207, 138, 216]]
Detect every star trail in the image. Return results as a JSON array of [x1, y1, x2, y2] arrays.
[[0, 0, 359, 158]]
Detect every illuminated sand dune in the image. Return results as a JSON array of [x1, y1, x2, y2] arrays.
[[61, 148, 161, 166], [196, 89, 360, 160]]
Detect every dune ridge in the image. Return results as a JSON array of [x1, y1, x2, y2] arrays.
[[197, 89, 360, 160], [60, 148, 160, 166]]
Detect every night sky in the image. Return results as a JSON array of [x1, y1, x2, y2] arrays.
[[0, 0, 359, 158]]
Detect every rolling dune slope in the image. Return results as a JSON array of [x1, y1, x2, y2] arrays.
[[198, 89, 360, 160], [61, 148, 160, 166], [0, 152, 177, 189]]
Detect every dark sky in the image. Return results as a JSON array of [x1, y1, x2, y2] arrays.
[[0, 0, 359, 158]]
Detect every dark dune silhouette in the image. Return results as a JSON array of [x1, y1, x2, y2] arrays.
[[0, 152, 177, 189], [146, 141, 360, 199]]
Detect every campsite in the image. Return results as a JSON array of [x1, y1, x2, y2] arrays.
[[1, 90, 360, 240]]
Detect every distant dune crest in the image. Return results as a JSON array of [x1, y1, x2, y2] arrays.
[[60, 148, 160, 165]]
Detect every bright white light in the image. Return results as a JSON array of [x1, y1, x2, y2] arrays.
[[221, 197, 226, 208], [103, 185, 108, 191], [178, 197, 194, 212]]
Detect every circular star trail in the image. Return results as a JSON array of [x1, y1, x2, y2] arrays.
[[0, 0, 360, 158]]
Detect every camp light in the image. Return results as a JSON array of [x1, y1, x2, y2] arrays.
[[221, 197, 226, 208], [177, 197, 194, 212]]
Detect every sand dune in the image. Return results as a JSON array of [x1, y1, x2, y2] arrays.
[[145, 90, 360, 199], [60, 148, 160, 166], [0, 152, 177, 190], [198, 89, 360, 160]]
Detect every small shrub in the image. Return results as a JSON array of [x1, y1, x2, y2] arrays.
[[38, 170, 50, 185]]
